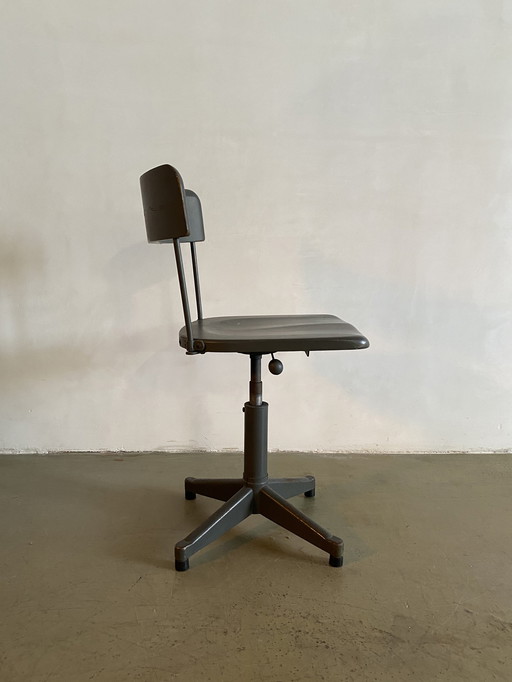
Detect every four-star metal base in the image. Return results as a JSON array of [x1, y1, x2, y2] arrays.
[[174, 354, 344, 571]]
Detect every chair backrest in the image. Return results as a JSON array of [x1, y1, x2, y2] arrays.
[[140, 164, 205, 353]]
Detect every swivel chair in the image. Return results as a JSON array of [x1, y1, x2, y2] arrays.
[[140, 164, 369, 571]]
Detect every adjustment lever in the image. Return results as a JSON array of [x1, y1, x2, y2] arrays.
[[268, 353, 283, 375]]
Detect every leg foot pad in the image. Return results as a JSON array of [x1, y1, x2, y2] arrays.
[[175, 558, 190, 572], [304, 488, 315, 497], [185, 491, 196, 500], [329, 555, 343, 568]]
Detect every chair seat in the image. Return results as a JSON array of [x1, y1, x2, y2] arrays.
[[179, 314, 369, 353]]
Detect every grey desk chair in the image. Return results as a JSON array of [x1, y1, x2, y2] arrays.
[[140, 164, 369, 571]]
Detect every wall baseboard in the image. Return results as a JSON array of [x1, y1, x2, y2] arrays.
[[1, 449, 511, 456]]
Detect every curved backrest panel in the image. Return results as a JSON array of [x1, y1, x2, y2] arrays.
[[140, 164, 189, 242], [182, 190, 205, 243]]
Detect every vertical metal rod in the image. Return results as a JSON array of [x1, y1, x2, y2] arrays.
[[173, 240, 194, 353], [244, 353, 268, 486], [249, 354, 263, 406], [190, 242, 203, 320]]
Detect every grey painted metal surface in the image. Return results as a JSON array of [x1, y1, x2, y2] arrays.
[[176, 353, 343, 570], [140, 163, 369, 355], [140, 164, 369, 569]]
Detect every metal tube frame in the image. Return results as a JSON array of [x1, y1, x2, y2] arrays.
[[190, 242, 203, 320], [172, 240, 194, 353], [172, 239, 204, 353]]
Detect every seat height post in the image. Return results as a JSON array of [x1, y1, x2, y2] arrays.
[[243, 354, 268, 488], [249, 353, 263, 406]]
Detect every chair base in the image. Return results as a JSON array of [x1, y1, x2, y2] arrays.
[[174, 354, 345, 571], [175, 475, 344, 571]]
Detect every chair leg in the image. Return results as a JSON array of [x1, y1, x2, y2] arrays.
[[175, 487, 254, 571], [258, 485, 343, 566], [267, 475, 315, 499], [184, 477, 244, 501]]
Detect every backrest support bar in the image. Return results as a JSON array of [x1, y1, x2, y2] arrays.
[[184, 190, 204, 320], [190, 242, 203, 320], [173, 240, 195, 353]]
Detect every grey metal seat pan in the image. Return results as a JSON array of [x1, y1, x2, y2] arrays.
[[179, 314, 369, 353]]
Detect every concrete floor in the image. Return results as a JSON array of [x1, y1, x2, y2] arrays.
[[1, 452, 511, 681]]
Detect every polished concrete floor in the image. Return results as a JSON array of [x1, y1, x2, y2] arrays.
[[1, 452, 511, 681]]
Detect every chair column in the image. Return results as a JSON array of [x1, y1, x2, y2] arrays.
[[243, 354, 268, 488]]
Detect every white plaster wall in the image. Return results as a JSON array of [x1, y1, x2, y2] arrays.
[[1, 0, 512, 453]]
